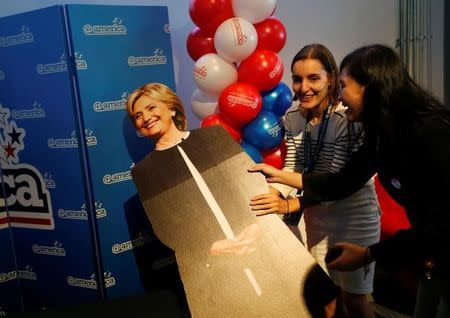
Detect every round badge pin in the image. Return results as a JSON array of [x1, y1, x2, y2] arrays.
[[391, 178, 401, 189]]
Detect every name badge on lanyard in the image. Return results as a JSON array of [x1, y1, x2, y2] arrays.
[[303, 104, 332, 174]]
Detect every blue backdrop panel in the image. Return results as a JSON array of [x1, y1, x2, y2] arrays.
[[0, 6, 98, 311], [66, 5, 176, 298]]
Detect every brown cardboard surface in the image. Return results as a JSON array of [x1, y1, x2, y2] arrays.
[[131, 126, 337, 318]]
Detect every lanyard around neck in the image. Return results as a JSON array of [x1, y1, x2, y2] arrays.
[[303, 103, 333, 174]]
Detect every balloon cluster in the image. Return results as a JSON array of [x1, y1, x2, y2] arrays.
[[188, 0, 292, 168]]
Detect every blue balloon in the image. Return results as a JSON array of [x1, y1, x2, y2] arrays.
[[240, 142, 263, 163], [261, 82, 293, 117], [242, 111, 285, 151]]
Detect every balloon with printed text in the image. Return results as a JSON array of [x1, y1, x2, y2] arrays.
[[193, 53, 238, 96], [242, 111, 285, 151], [214, 17, 258, 63], [218, 82, 262, 128], [238, 50, 284, 92]]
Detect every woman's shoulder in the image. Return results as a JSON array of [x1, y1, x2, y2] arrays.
[[331, 103, 347, 120], [284, 104, 301, 120], [283, 105, 304, 131], [329, 104, 350, 130]]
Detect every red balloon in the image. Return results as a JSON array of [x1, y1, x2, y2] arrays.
[[200, 113, 242, 142], [186, 27, 216, 61], [261, 140, 287, 169], [254, 16, 287, 53], [189, 0, 234, 34], [238, 50, 284, 91], [218, 82, 262, 128]]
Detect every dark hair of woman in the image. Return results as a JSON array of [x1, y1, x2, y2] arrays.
[[340, 44, 449, 142]]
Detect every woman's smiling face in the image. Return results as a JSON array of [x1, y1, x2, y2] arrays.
[[291, 58, 330, 111], [338, 66, 365, 122]]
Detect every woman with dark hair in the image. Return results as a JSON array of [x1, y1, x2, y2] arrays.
[[250, 44, 450, 317], [251, 44, 380, 318]]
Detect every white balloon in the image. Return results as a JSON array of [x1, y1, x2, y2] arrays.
[[214, 17, 258, 63], [193, 53, 238, 96], [232, 0, 277, 24], [191, 88, 219, 120]]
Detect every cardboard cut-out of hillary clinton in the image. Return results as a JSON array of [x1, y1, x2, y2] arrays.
[[127, 83, 337, 318]]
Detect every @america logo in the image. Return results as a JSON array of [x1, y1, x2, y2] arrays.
[[0, 104, 54, 230]]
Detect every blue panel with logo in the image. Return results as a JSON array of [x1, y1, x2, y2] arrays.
[[65, 5, 177, 299], [0, 4, 180, 314], [0, 6, 99, 312]]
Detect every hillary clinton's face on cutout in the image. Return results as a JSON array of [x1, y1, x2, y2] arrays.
[[132, 94, 175, 139]]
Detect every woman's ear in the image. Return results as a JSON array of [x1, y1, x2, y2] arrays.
[[171, 109, 176, 117]]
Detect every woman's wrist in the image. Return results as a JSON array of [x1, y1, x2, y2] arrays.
[[363, 246, 374, 279], [365, 246, 375, 263], [284, 198, 301, 214]]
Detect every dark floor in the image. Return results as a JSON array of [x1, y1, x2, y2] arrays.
[[371, 265, 417, 318], [10, 264, 418, 318], [9, 296, 414, 318], [373, 302, 412, 318]]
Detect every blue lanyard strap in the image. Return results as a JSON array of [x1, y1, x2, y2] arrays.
[[303, 104, 333, 174]]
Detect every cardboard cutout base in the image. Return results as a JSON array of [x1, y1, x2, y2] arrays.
[[132, 126, 337, 317]]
